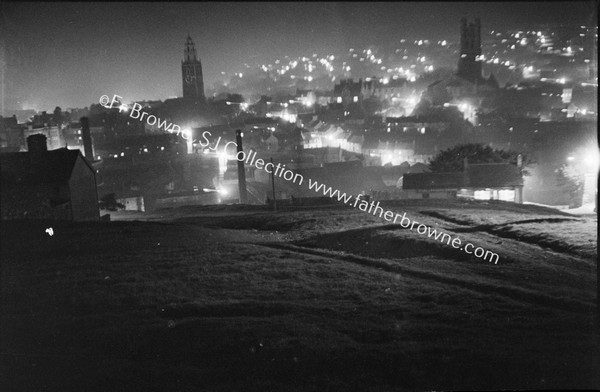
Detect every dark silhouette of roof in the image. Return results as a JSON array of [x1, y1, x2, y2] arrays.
[[403, 163, 522, 190], [0, 148, 87, 185], [3, 115, 19, 128], [244, 117, 279, 126], [403, 172, 467, 189]]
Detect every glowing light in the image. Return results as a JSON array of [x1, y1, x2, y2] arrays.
[[583, 149, 600, 169]]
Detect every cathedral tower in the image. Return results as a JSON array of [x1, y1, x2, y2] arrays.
[[181, 35, 205, 102], [457, 18, 482, 82]]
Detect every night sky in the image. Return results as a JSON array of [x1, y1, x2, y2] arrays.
[[0, 1, 594, 112]]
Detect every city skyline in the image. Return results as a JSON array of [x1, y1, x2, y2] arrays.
[[0, 1, 595, 112]]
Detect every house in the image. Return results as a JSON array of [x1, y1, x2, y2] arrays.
[[23, 124, 65, 151], [401, 161, 524, 202], [0, 134, 100, 221], [0, 115, 24, 152]]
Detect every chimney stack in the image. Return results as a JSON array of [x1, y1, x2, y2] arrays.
[[27, 134, 48, 167], [27, 134, 48, 153], [80, 117, 94, 161], [235, 129, 248, 204]]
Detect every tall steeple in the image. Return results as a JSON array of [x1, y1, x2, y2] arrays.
[[184, 34, 197, 62], [457, 18, 482, 82], [181, 35, 205, 102]]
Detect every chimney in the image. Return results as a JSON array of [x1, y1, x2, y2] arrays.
[[80, 116, 94, 161], [27, 134, 48, 167], [27, 133, 48, 153], [236, 129, 248, 204]]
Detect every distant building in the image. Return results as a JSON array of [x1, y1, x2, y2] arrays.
[[401, 161, 524, 202], [182, 35, 205, 103], [333, 79, 363, 106], [0, 134, 100, 221], [457, 18, 482, 83], [384, 116, 450, 135], [333, 77, 414, 105], [23, 124, 65, 151], [0, 115, 24, 152], [423, 18, 499, 121], [362, 77, 412, 102]]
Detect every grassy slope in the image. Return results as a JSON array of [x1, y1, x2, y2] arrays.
[[1, 199, 598, 391]]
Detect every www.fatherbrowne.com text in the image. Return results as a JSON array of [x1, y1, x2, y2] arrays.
[[100, 94, 500, 264]]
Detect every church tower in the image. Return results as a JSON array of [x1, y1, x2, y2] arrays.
[[457, 18, 482, 82], [181, 35, 205, 102]]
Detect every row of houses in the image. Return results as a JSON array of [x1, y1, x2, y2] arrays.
[[218, 156, 524, 205], [0, 133, 525, 222]]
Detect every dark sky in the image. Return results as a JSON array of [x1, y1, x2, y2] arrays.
[[0, 1, 595, 112]]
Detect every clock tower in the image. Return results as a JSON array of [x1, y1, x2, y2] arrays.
[[181, 35, 205, 102]]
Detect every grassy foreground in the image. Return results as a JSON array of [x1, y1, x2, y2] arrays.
[[1, 200, 598, 391]]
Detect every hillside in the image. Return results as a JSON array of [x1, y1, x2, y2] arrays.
[[1, 199, 598, 391]]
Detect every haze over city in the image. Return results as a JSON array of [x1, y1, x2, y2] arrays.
[[0, 1, 594, 111]]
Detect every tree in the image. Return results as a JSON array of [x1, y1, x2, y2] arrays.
[[429, 143, 531, 174], [556, 162, 585, 208]]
